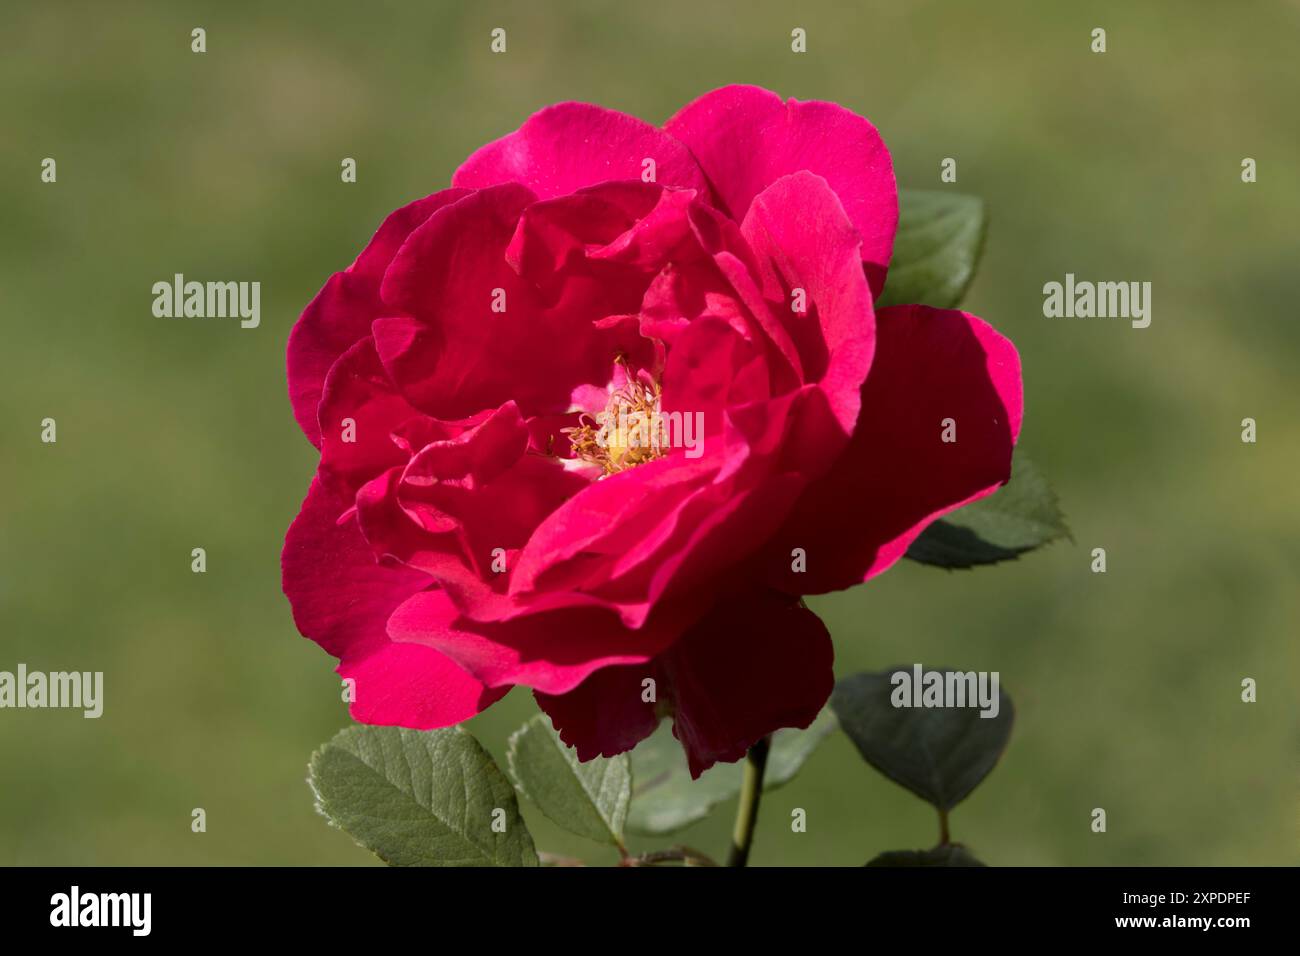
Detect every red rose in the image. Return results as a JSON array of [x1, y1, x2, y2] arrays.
[[283, 85, 1021, 776]]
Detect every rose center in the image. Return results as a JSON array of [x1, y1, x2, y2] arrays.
[[567, 375, 666, 477]]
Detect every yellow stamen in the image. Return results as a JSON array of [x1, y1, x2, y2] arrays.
[[566, 373, 666, 477]]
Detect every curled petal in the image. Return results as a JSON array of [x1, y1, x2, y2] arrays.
[[666, 84, 897, 296]]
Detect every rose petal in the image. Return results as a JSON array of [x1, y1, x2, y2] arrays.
[[740, 171, 876, 439], [397, 402, 587, 574], [534, 664, 661, 761], [376, 183, 646, 419], [686, 201, 805, 387], [340, 639, 509, 730], [286, 189, 469, 446], [503, 182, 692, 316], [767, 305, 1023, 594], [387, 588, 683, 695], [453, 102, 709, 199], [282, 473, 428, 659], [666, 84, 897, 296], [535, 589, 833, 776], [282, 474, 502, 726], [663, 590, 834, 777], [317, 338, 424, 489]]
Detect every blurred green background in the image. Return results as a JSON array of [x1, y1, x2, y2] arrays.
[[2, 0, 1296, 866]]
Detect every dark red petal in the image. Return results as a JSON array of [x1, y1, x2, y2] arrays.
[[534, 664, 662, 761], [534, 591, 834, 776], [662, 590, 834, 777]]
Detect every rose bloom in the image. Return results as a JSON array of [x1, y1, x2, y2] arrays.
[[283, 85, 1021, 776]]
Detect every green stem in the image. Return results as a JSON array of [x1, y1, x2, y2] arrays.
[[938, 808, 951, 846], [727, 736, 771, 867]]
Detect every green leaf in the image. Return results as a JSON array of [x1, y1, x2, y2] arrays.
[[506, 714, 631, 847], [906, 456, 1068, 568], [831, 668, 1014, 811], [626, 725, 738, 835], [866, 845, 986, 867], [876, 189, 987, 310], [627, 708, 838, 835], [308, 725, 537, 867]]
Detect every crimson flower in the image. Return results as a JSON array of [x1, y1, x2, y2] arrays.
[[283, 85, 1021, 776]]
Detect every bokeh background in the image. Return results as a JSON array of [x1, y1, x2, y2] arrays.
[[2, 0, 1296, 866]]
